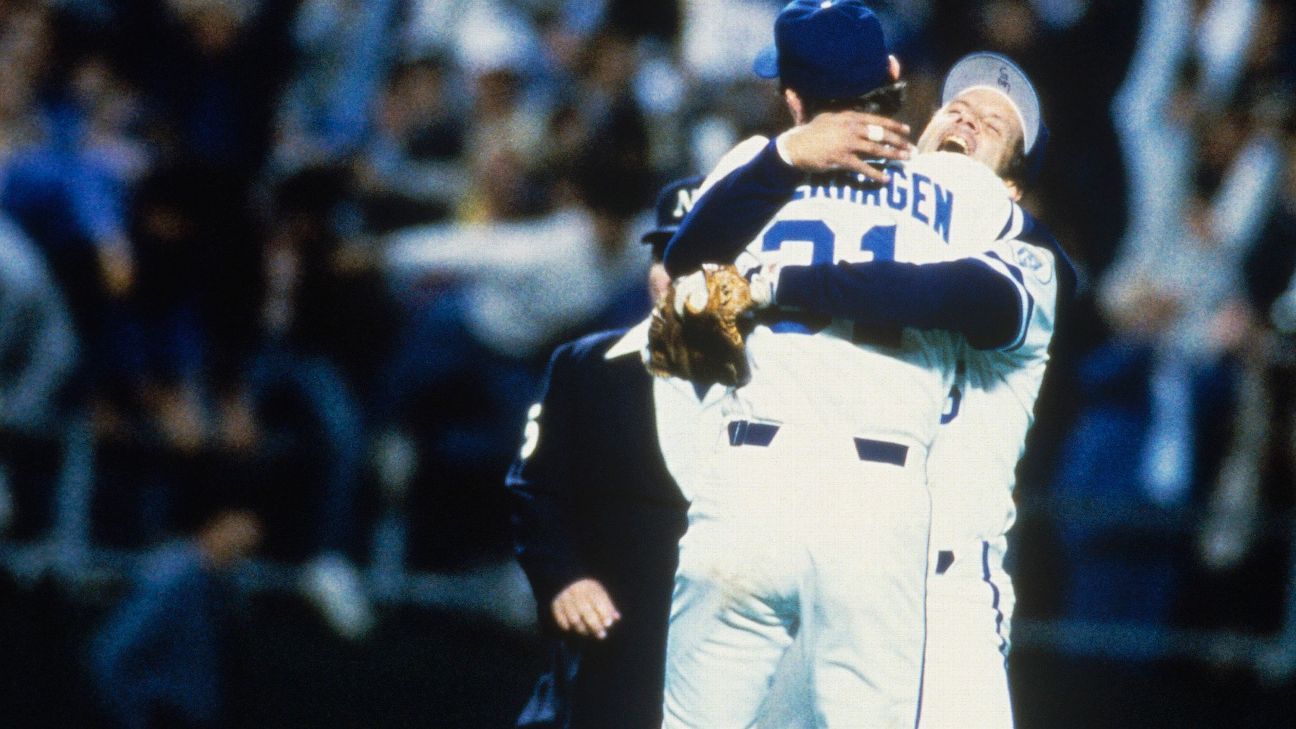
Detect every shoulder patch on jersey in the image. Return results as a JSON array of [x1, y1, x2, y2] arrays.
[[1014, 243, 1053, 285]]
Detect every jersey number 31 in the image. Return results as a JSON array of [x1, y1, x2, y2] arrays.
[[762, 220, 896, 265]]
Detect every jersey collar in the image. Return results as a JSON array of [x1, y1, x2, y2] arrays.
[[605, 315, 652, 360]]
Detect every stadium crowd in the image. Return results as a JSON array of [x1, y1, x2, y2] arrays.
[[0, 0, 1293, 727]]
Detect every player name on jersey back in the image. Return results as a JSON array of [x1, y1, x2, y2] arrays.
[[792, 165, 954, 243]]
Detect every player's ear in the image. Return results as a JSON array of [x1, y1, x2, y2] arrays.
[[784, 88, 806, 125], [888, 55, 901, 82]]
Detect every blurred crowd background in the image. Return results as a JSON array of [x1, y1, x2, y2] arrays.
[[0, 0, 1294, 727]]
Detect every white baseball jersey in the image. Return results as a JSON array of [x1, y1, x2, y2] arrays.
[[664, 137, 1033, 729], [731, 223, 1066, 729], [711, 139, 1025, 447], [919, 219, 1062, 729], [928, 213, 1060, 552]]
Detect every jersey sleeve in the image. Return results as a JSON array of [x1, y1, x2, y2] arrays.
[[930, 199, 1062, 357], [966, 232, 1060, 360], [774, 258, 1023, 350], [772, 201, 1064, 353], [662, 135, 803, 276], [504, 344, 589, 619]]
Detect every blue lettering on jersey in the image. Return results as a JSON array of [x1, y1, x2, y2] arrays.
[[940, 383, 962, 424], [792, 171, 954, 243], [886, 167, 908, 210], [940, 359, 966, 424], [854, 225, 901, 347], [911, 173, 931, 224], [762, 219, 835, 264], [857, 182, 882, 207], [762, 222, 897, 336], [761, 219, 836, 334], [933, 185, 953, 242], [859, 224, 896, 262]]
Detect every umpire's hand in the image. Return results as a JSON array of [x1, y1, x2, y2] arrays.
[[552, 578, 621, 639], [779, 110, 912, 183]]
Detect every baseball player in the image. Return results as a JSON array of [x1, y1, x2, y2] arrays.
[[665, 44, 1072, 729], [914, 55, 1071, 729], [656, 3, 1046, 727], [508, 177, 730, 729]]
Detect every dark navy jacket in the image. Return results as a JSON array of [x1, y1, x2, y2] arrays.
[[507, 328, 689, 729]]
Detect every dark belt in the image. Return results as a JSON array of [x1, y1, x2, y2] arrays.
[[852, 437, 909, 467], [935, 550, 956, 575], [726, 420, 909, 467], [727, 420, 779, 447]]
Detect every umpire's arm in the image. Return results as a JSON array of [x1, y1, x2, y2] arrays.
[[505, 342, 592, 628]]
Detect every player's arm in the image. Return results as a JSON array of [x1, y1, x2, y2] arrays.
[[505, 344, 620, 639], [770, 217, 1072, 352], [977, 219, 1074, 358], [663, 111, 911, 277], [773, 258, 1025, 350], [662, 137, 797, 277]]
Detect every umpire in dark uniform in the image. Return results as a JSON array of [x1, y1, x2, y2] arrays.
[[508, 177, 703, 729]]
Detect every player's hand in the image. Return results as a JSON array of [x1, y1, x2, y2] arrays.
[[551, 578, 621, 639], [780, 110, 911, 183], [673, 269, 710, 316], [648, 264, 756, 387], [744, 262, 780, 308]]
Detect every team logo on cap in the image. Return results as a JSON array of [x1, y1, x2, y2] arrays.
[[672, 188, 698, 221], [998, 66, 1011, 92]]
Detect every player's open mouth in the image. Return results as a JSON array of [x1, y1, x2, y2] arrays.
[[938, 134, 972, 155]]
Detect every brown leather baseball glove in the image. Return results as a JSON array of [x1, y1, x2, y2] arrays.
[[647, 263, 756, 387]]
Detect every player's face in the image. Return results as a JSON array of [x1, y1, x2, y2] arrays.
[[916, 88, 1024, 177]]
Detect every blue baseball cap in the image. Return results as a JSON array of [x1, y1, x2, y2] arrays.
[[641, 175, 706, 248], [753, 0, 891, 101], [941, 52, 1048, 177]]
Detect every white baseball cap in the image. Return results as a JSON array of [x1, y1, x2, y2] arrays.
[[941, 52, 1045, 158]]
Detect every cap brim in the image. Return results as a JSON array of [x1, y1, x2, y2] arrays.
[[942, 52, 1041, 154], [753, 45, 779, 79], [641, 229, 676, 246]]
